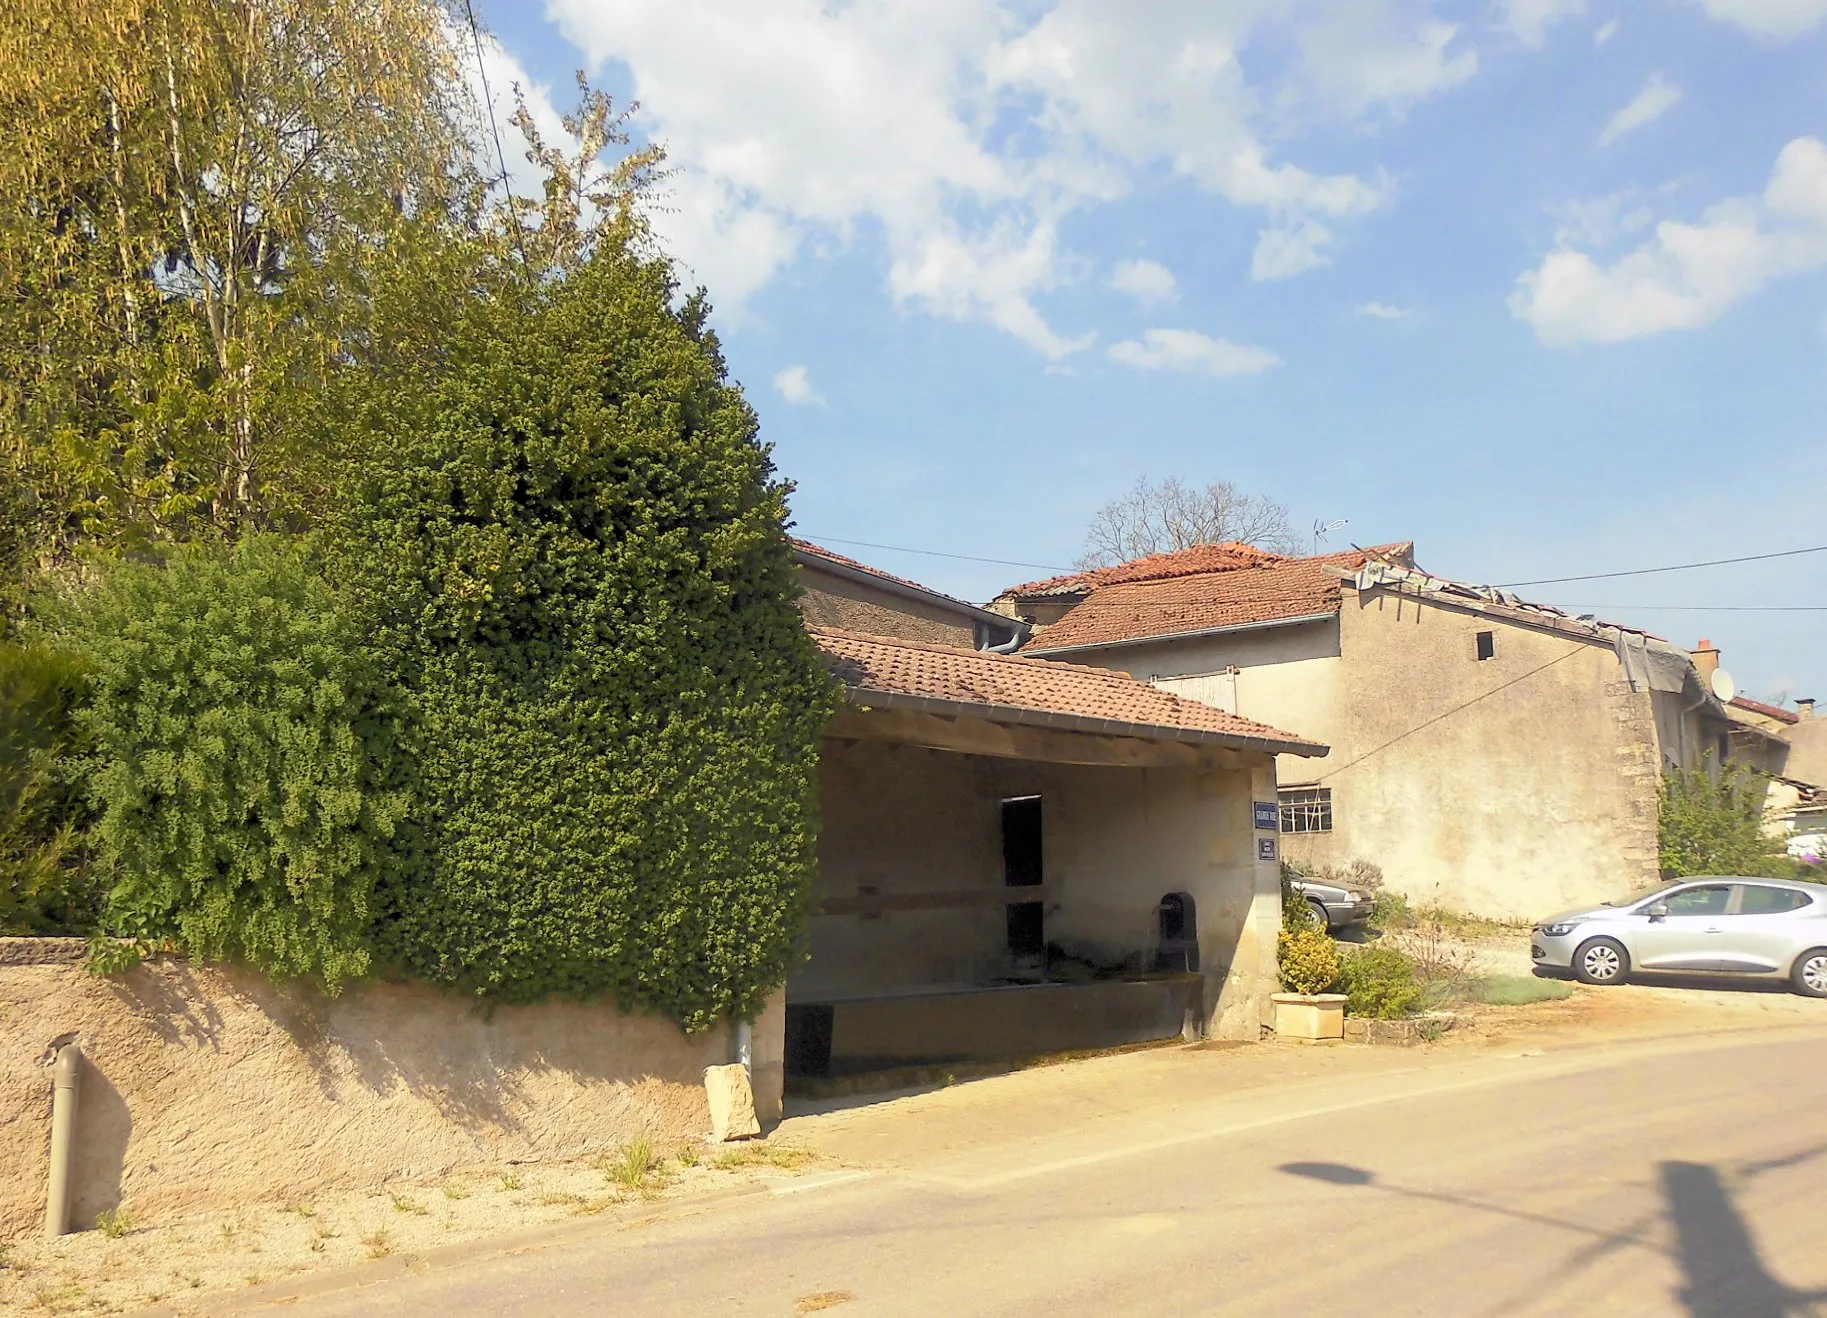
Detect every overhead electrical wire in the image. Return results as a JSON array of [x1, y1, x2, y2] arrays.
[[462, 0, 528, 266], [1497, 543, 1827, 587]]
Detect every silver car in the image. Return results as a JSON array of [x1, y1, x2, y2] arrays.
[[1290, 877, 1374, 932], [1531, 877, 1827, 997]]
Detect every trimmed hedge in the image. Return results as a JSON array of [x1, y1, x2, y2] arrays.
[[326, 247, 837, 1030], [0, 641, 99, 933]]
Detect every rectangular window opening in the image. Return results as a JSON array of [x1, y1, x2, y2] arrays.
[[1279, 786, 1333, 834], [1475, 630, 1496, 661]]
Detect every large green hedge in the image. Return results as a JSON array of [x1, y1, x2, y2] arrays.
[[0, 641, 99, 933], [326, 247, 837, 1030], [44, 536, 407, 988]]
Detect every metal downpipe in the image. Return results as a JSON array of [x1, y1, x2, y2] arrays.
[[44, 1043, 81, 1237]]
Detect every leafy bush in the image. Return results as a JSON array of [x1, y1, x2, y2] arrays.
[[324, 245, 837, 1029], [0, 641, 100, 933], [1336, 944, 1423, 1019], [1369, 890, 1413, 931], [43, 537, 407, 989], [1660, 762, 1792, 878], [1277, 927, 1341, 995], [1279, 862, 1319, 932]]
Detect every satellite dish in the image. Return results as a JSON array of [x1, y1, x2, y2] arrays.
[[1711, 668, 1737, 703]]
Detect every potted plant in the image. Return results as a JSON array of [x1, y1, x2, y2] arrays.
[[1273, 927, 1346, 1041]]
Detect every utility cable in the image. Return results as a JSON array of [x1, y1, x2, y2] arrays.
[[462, 0, 528, 266], [1498, 543, 1827, 588], [1313, 646, 1589, 783]]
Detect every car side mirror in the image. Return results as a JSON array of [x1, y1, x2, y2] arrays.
[[1645, 904, 1669, 921]]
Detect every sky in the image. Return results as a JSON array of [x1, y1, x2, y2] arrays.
[[479, 0, 1827, 705]]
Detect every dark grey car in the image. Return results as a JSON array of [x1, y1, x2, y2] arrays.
[[1531, 877, 1827, 996], [1290, 877, 1374, 932]]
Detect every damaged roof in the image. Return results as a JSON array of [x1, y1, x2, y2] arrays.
[[996, 542, 1292, 601], [1023, 547, 1403, 655], [811, 626, 1327, 757]]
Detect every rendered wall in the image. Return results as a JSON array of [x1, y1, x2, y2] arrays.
[[802, 737, 1282, 1039], [1287, 591, 1663, 917], [0, 947, 761, 1241]]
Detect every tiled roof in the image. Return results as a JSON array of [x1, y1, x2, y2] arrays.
[[811, 626, 1326, 755], [1025, 548, 1395, 654], [998, 542, 1288, 600], [1730, 695, 1801, 725]]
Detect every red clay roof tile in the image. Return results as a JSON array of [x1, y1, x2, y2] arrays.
[[999, 542, 1288, 599], [811, 625, 1325, 754], [1024, 547, 1404, 654]]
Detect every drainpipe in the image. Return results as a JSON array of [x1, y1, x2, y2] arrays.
[[734, 1019, 753, 1081], [977, 622, 1028, 654], [44, 1043, 81, 1238]]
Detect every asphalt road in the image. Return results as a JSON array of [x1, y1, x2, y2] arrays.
[[271, 1030, 1827, 1317]]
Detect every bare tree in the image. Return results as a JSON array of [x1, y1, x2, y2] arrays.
[[1078, 476, 1302, 568]]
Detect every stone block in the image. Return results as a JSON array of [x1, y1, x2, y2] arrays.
[[704, 1063, 760, 1143]]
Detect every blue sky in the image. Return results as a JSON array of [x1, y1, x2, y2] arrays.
[[481, 0, 1827, 704]]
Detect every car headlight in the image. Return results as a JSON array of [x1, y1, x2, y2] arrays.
[[1348, 891, 1366, 902], [1537, 923, 1578, 937]]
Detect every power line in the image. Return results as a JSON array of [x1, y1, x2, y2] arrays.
[[1567, 605, 1827, 613], [1498, 543, 1827, 588], [1315, 646, 1588, 783], [801, 535, 1074, 575], [461, 0, 528, 266]]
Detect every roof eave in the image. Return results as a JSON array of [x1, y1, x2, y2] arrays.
[[1024, 610, 1339, 657], [794, 547, 1023, 634], [840, 685, 1329, 758]]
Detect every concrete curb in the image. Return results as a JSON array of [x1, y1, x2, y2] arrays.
[[131, 1178, 781, 1317]]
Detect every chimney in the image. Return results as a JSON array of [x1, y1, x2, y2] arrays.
[[1691, 638, 1720, 680], [1800, 698, 1817, 720]]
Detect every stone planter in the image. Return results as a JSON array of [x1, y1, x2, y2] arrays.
[[1271, 992, 1348, 1042]]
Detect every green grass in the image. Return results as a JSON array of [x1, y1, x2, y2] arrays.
[[603, 1137, 659, 1191], [1472, 974, 1575, 1006]]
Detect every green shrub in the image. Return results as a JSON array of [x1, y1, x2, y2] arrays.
[[324, 245, 837, 1030], [43, 536, 407, 989], [1336, 944, 1423, 1019], [1279, 862, 1319, 932], [0, 641, 100, 933], [1277, 928, 1341, 995], [1660, 761, 1792, 878], [1369, 890, 1413, 931]]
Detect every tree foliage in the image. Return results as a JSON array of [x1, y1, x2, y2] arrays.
[[323, 242, 837, 1029], [1659, 762, 1792, 879], [0, 0, 475, 563], [1079, 476, 1301, 568], [43, 536, 408, 988], [0, 642, 100, 933]]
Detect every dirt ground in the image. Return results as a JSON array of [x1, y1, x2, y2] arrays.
[[5, 933, 1822, 1317], [0, 1140, 829, 1317]]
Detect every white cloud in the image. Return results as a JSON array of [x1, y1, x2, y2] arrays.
[[546, 1, 1472, 353], [1111, 258, 1178, 305], [1510, 136, 1827, 344], [1107, 328, 1282, 376], [1598, 74, 1682, 147], [772, 365, 825, 406], [1593, 18, 1621, 42], [1356, 301, 1416, 319], [1695, 0, 1827, 39], [1500, 0, 1587, 46], [1252, 219, 1337, 281]]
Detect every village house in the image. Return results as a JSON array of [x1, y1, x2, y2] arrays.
[[782, 542, 1326, 1084], [992, 544, 1739, 921]]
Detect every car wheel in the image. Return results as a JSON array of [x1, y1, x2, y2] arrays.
[[1307, 900, 1330, 933], [1791, 948, 1827, 999], [1573, 937, 1629, 986]]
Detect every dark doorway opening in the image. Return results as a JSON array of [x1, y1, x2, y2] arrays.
[[1155, 892, 1199, 972], [1002, 796, 1044, 959]]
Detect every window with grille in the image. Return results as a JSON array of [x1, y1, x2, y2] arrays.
[[1279, 787, 1333, 834]]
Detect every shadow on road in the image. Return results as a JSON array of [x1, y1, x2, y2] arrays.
[[1279, 1157, 1827, 1317]]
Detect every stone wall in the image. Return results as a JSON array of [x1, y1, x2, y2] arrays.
[[797, 563, 979, 647], [1, 952, 753, 1240]]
